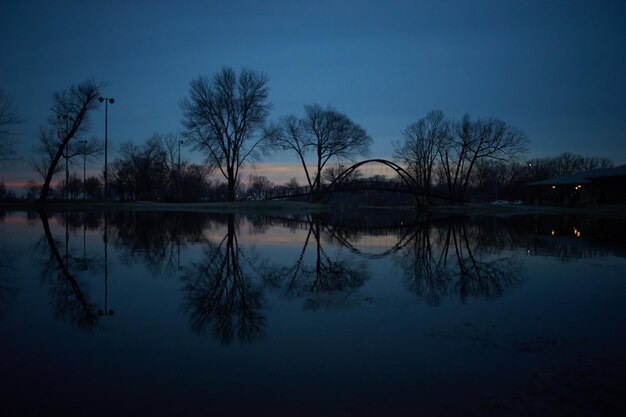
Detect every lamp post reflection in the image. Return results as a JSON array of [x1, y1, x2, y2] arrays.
[[100, 212, 114, 317]]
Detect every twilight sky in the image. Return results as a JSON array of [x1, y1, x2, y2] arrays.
[[1, 0, 625, 187]]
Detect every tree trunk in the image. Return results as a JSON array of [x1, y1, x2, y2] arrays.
[[227, 178, 236, 201], [39, 143, 68, 205]]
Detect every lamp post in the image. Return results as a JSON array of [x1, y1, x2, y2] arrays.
[[178, 139, 183, 201], [99, 97, 115, 201], [57, 114, 72, 200], [79, 140, 87, 199]]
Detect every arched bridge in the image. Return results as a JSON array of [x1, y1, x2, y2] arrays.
[[263, 159, 451, 203]]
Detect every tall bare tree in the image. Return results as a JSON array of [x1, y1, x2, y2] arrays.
[[272, 104, 372, 198], [0, 89, 22, 165], [181, 67, 272, 201], [393, 110, 448, 193], [39, 80, 103, 204], [439, 114, 529, 201]]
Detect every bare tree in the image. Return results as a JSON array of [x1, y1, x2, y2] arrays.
[[245, 174, 274, 200], [32, 128, 63, 180], [393, 110, 448, 193], [270, 114, 312, 186], [32, 127, 102, 192], [526, 153, 614, 182], [286, 177, 300, 188], [322, 162, 363, 184], [0, 89, 21, 165], [553, 152, 584, 176], [580, 156, 613, 171], [273, 104, 372, 198], [526, 156, 557, 181], [39, 80, 103, 204], [181, 67, 272, 201], [439, 115, 529, 201]]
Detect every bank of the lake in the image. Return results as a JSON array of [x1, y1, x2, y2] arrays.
[[1, 200, 625, 217]]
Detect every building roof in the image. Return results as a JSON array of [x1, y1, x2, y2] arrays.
[[528, 164, 626, 186]]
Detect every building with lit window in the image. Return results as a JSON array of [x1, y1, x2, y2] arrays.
[[527, 165, 626, 206]]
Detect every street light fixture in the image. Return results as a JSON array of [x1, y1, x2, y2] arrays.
[[99, 96, 115, 201]]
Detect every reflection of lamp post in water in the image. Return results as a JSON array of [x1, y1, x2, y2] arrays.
[[64, 212, 69, 291], [83, 218, 86, 265], [99, 213, 114, 317]]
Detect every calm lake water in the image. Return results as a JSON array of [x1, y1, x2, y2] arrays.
[[1, 209, 625, 416]]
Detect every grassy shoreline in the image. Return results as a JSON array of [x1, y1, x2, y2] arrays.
[[1, 200, 625, 217]]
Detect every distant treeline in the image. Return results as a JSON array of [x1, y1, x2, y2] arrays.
[[0, 70, 617, 204]]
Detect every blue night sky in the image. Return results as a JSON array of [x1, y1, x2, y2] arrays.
[[1, 0, 625, 186]]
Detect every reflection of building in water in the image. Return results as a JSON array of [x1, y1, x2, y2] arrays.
[[528, 165, 626, 206], [526, 215, 626, 260]]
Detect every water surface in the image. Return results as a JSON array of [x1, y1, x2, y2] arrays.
[[1, 209, 625, 416]]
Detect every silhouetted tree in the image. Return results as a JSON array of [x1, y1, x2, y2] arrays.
[[109, 136, 210, 202], [83, 176, 102, 199], [38, 80, 103, 204], [286, 177, 300, 188], [394, 110, 448, 193], [272, 104, 372, 199], [245, 174, 274, 200], [439, 114, 529, 201], [580, 156, 613, 171], [181, 67, 272, 201], [179, 163, 212, 202], [0, 89, 21, 165], [554, 152, 584, 176], [24, 180, 41, 200], [471, 159, 517, 201], [114, 138, 168, 200], [0, 182, 17, 201], [39, 211, 99, 328], [322, 162, 363, 184], [526, 153, 614, 183], [64, 172, 83, 199]]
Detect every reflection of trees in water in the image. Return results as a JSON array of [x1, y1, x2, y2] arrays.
[[52, 210, 103, 232], [181, 214, 265, 345], [396, 218, 524, 305], [108, 211, 208, 275], [28, 209, 623, 340], [0, 242, 19, 320], [39, 212, 99, 328], [262, 216, 370, 310]]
